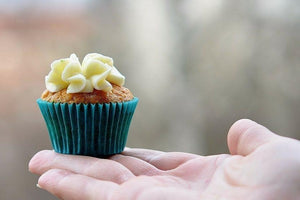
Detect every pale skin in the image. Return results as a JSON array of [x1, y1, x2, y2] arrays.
[[29, 119, 300, 200]]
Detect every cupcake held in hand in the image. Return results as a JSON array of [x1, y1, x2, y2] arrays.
[[37, 53, 138, 157]]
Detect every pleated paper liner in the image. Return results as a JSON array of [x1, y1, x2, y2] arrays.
[[37, 97, 138, 157]]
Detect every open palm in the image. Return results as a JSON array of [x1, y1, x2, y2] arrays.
[[29, 119, 300, 200]]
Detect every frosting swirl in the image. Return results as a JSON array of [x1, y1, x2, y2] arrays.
[[45, 53, 125, 93]]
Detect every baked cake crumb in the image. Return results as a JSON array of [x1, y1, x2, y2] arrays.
[[41, 84, 134, 104]]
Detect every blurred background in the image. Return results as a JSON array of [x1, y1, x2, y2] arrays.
[[0, 0, 299, 199]]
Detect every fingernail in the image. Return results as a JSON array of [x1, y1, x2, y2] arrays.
[[36, 184, 42, 189]]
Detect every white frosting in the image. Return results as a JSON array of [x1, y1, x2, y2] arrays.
[[45, 53, 125, 93]]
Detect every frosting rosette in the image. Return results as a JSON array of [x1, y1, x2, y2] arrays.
[[45, 53, 125, 93]]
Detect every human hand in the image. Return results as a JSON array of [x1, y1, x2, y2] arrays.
[[29, 119, 300, 200]]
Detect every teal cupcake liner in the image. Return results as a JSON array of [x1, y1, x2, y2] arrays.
[[37, 97, 138, 157]]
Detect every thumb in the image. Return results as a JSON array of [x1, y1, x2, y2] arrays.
[[227, 119, 279, 156]]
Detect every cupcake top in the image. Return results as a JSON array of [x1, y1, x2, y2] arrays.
[[41, 53, 133, 104]]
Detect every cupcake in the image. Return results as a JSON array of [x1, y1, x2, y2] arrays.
[[37, 53, 138, 157]]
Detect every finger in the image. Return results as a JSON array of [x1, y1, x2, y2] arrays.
[[112, 175, 167, 200], [122, 147, 164, 158], [122, 148, 198, 170], [227, 119, 278, 156], [110, 154, 162, 176], [29, 150, 134, 184], [38, 169, 118, 200]]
